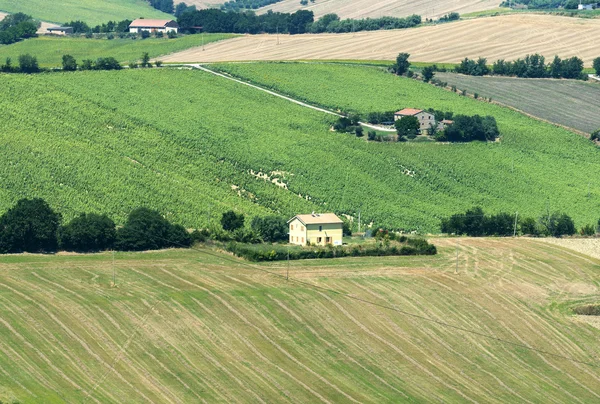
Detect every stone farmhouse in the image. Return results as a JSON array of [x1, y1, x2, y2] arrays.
[[288, 213, 343, 247], [394, 108, 453, 135], [129, 19, 179, 34]]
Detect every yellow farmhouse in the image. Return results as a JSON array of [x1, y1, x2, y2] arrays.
[[288, 213, 344, 246]]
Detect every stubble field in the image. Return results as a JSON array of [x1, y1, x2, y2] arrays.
[[0, 238, 599, 402], [162, 14, 600, 66]]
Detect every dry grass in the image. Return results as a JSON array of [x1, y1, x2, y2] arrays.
[[537, 237, 600, 260], [162, 14, 600, 66], [255, 0, 500, 19], [0, 238, 599, 402]]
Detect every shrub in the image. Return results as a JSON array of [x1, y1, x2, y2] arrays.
[[0, 198, 61, 253], [62, 54, 77, 71], [573, 305, 600, 316], [580, 224, 596, 236], [155, 60, 163, 67], [18, 53, 39, 73], [59, 213, 116, 252], [221, 210, 245, 232], [251, 216, 287, 242]]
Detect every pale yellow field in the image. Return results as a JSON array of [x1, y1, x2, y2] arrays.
[[162, 14, 600, 65], [256, 0, 501, 19]]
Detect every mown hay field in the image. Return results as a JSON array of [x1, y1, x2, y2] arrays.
[[0, 238, 599, 402], [435, 73, 600, 133], [0, 34, 236, 68], [2, 65, 600, 231], [255, 0, 500, 19], [0, 0, 170, 25], [162, 14, 600, 66]]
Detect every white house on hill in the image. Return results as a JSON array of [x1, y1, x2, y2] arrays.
[[288, 213, 343, 246], [129, 19, 179, 34]]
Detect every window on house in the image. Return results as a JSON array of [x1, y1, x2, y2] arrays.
[[317, 237, 322, 243], [296, 237, 298, 242], [319, 226, 322, 232], [301, 237, 304, 243], [326, 237, 331, 243], [291, 225, 294, 230]]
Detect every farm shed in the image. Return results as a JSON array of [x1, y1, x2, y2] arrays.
[[46, 27, 73, 35], [394, 108, 436, 134], [288, 213, 343, 246], [129, 19, 179, 34]]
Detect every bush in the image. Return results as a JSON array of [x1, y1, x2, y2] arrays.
[[140, 30, 150, 39], [580, 224, 596, 236], [573, 305, 600, 316], [251, 216, 287, 242], [115, 207, 191, 251], [59, 213, 116, 252], [221, 210, 245, 232], [62, 54, 77, 71], [0, 198, 61, 253], [18, 53, 39, 73], [541, 212, 576, 238]]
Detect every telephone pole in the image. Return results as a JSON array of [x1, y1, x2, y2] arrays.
[[112, 250, 116, 286], [513, 211, 519, 238]]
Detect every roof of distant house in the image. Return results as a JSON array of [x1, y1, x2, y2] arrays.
[[48, 27, 73, 31], [129, 19, 179, 28], [441, 119, 454, 124], [395, 108, 424, 116], [288, 213, 343, 225]]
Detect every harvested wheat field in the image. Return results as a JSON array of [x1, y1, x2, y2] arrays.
[[163, 14, 600, 65], [255, 0, 500, 19], [0, 238, 599, 402]]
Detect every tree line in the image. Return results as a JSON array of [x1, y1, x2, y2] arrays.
[[441, 207, 598, 237], [455, 54, 587, 80], [0, 13, 39, 45], [177, 9, 422, 34], [221, 0, 285, 11]]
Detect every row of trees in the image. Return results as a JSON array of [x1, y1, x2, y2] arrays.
[[1, 54, 41, 73], [177, 9, 422, 35], [0, 13, 39, 45], [221, 0, 284, 11], [501, 0, 592, 9], [455, 54, 586, 79], [1, 53, 126, 74], [0, 199, 191, 253], [436, 115, 499, 142], [440, 207, 596, 237]]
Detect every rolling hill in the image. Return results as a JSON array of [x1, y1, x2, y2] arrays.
[[1, 64, 600, 232], [254, 0, 501, 19], [0, 238, 599, 402], [162, 14, 600, 66], [0, 0, 170, 25]]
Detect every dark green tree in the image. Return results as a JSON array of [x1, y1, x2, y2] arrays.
[[221, 210, 245, 232], [593, 57, 600, 76], [62, 54, 77, 71], [141, 52, 151, 67], [395, 116, 420, 139], [59, 213, 116, 252], [0, 199, 61, 253], [115, 207, 190, 251], [18, 53, 39, 73], [422, 66, 435, 82], [392, 52, 410, 76], [549, 55, 562, 79], [250, 216, 287, 242]]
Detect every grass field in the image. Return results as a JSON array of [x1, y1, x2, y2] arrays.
[[0, 238, 599, 402], [0, 34, 237, 67], [163, 14, 600, 66], [0, 0, 170, 25], [2, 64, 600, 232], [434, 73, 600, 134]]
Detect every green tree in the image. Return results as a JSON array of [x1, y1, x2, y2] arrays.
[[18, 53, 39, 73], [542, 212, 576, 237], [395, 116, 420, 139], [62, 54, 77, 71], [115, 207, 190, 251], [250, 216, 287, 242], [0, 199, 61, 253], [141, 52, 151, 68], [593, 57, 600, 76], [221, 210, 245, 232], [549, 55, 562, 79], [392, 52, 410, 76], [59, 213, 116, 252], [422, 66, 435, 82]]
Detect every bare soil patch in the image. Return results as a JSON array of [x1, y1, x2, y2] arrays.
[[162, 15, 600, 65], [538, 238, 600, 261]]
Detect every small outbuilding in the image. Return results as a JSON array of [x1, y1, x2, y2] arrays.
[[46, 27, 74, 36], [288, 213, 344, 246], [578, 3, 596, 10], [394, 108, 436, 134], [129, 19, 179, 34]]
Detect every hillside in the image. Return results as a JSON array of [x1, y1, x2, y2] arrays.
[[162, 14, 600, 66], [2, 65, 600, 231], [1, 239, 599, 402], [254, 0, 501, 19], [0, 0, 170, 25], [435, 73, 600, 134], [0, 34, 236, 68]]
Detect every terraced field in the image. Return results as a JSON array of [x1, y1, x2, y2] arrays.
[[2, 64, 600, 231], [0, 0, 170, 25], [0, 34, 236, 68], [0, 238, 599, 402], [163, 14, 600, 65], [255, 0, 500, 19], [435, 73, 600, 134]]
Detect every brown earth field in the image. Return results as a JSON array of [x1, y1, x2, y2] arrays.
[[254, 0, 501, 19], [162, 14, 600, 65]]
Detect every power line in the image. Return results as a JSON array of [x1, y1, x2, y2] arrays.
[[147, 234, 600, 369]]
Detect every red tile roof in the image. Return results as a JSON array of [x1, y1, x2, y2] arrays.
[[395, 108, 424, 116], [129, 19, 178, 28], [288, 213, 343, 225]]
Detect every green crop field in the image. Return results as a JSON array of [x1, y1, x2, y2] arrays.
[[0, 238, 599, 402], [2, 64, 600, 232], [0, 0, 170, 25], [434, 73, 600, 133], [0, 35, 237, 68]]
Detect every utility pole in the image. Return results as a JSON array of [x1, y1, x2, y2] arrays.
[[287, 246, 290, 281], [513, 211, 519, 238], [455, 240, 459, 274], [202, 32, 205, 51], [276, 25, 280, 45], [112, 250, 116, 286]]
